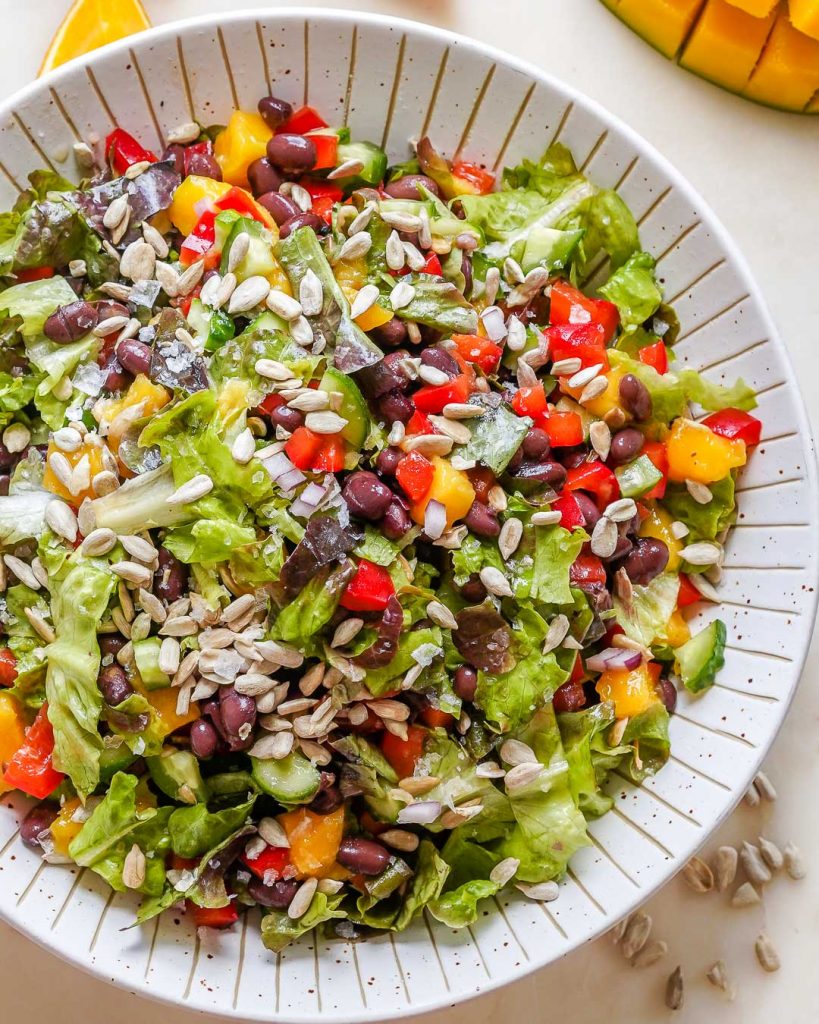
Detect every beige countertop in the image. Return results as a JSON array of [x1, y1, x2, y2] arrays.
[[0, 1, 817, 1021]]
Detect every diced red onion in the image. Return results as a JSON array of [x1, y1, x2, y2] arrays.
[[585, 647, 643, 673], [397, 801, 442, 825], [262, 451, 297, 482], [424, 499, 447, 541], [480, 305, 508, 342], [300, 482, 328, 507], [278, 468, 306, 494]]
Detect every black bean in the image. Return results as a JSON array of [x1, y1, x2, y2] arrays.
[[190, 718, 219, 759], [512, 460, 568, 487], [94, 300, 130, 321], [20, 804, 58, 849], [521, 427, 551, 460], [278, 211, 326, 239], [308, 781, 344, 815], [507, 446, 524, 472], [266, 133, 316, 173], [359, 352, 410, 399], [44, 300, 98, 344], [619, 374, 652, 421], [248, 876, 299, 909], [464, 500, 500, 538], [337, 836, 391, 875], [98, 664, 133, 706], [453, 665, 477, 702], [561, 450, 587, 470], [620, 537, 669, 585], [247, 158, 283, 198], [371, 317, 408, 348], [258, 95, 293, 131], [0, 443, 15, 470], [154, 547, 188, 603], [256, 189, 300, 225], [420, 347, 459, 378], [552, 681, 586, 713], [268, 404, 304, 432], [605, 536, 633, 563], [573, 492, 601, 529], [461, 252, 473, 298], [460, 573, 487, 603], [384, 174, 441, 200], [378, 390, 414, 424], [608, 427, 645, 466], [101, 354, 130, 392], [376, 446, 404, 476], [99, 634, 126, 657], [0, 474, 9, 496], [220, 687, 257, 735], [161, 144, 185, 176], [342, 471, 394, 521], [117, 338, 152, 377], [185, 150, 222, 181], [381, 499, 412, 540], [657, 676, 678, 714]]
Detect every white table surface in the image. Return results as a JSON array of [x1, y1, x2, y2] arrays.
[[1, 1, 817, 1020]]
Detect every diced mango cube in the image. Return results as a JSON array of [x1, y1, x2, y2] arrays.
[[681, 0, 776, 91], [745, 9, 819, 110], [50, 797, 84, 856], [0, 692, 26, 795], [168, 174, 232, 236], [639, 503, 683, 571], [666, 417, 746, 483], [278, 806, 345, 878], [410, 456, 476, 528], [214, 110, 273, 187], [42, 437, 106, 505], [617, 0, 708, 58], [596, 663, 661, 719]]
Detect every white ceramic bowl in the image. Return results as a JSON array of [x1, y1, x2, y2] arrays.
[[0, 8, 816, 1022]]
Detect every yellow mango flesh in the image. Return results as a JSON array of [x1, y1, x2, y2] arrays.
[[50, 797, 84, 856], [596, 664, 661, 719], [278, 806, 345, 878], [410, 456, 476, 528], [745, 10, 819, 109], [132, 677, 200, 738], [616, 0, 708, 58], [560, 366, 626, 420], [681, 0, 776, 91], [666, 417, 746, 483], [355, 303, 393, 332], [791, 0, 819, 42], [666, 609, 692, 647], [724, 0, 777, 14], [96, 374, 170, 454], [0, 692, 26, 795], [168, 174, 232, 236], [214, 110, 273, 187], [42, 437, 106, 505]]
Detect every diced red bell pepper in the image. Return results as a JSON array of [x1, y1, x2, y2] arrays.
[[413, 373, 472, 415], [179, 209, 217, 267], [189, 901, 238, 929], [511, 384, 548, 419], [381, 724, 426, 778], [638, 340, 668, 375], [3, 704, 64, 799], [396, 451, 435, 501], [546, 322, 610, 371], [258, 392, 284, 416], [15, 266, 55, 282], [214, 186, 268, 225], [569, 652, 588, 684], [340, 560, 395, 612], [298, 179, 344, 203], [451, 161, 495, 195], [277, 105, 328, 135], [179, 288, 201, 317], [181, 140, 211, 176], [552, 492, 586, 529], [569, 553, 607, 588], [542, 411, 584, 448], [170, 854, 198, 871], [105, 128, 157, 175], [240, 843, 290, 880], [640, 440, 669, 500], [312, 435, 346, 472], [677, 573, 704, 608], [565, 462, 620, 509], [549, 280, 619, 343], [702, 408, 762, 447], [451, 334, 502, 375], [405, 411, 436, 437], [304, 130, 339, 171], [419, 704, 455, 729], [422, 252, 442, 276], [0, 649, 18, 687], [285, 427, 325, 470]]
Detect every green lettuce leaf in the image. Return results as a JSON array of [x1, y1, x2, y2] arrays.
[[393, 839, 450, 931], [168, 798, 256, 859], [3, 582, 49, 708], [455, 397, 531, 476], [428, 879, 500, 927], [363, 626, 443, 697], [0, 276, 78, 340], [261, 891, 346, 952], [392, 274, 478, 334], [661, 476, 736, 543], [271, 562, 354, 647], [0, 490, 56, 545], [613, 572, 680, 648], [558, 702, 620, 818], [619, 702, 671, 783], [598, 251, 662, 332], [163, 519, 257, 564]]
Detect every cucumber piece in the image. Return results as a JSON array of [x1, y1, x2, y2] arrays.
[[675, 619, 726, 694], [335, 141, 388, 187], [147, 748, 209, 804], [250, 751, 321, 804], [220, 216, 278, 282], [98, 745, 137, 784], [318, 366, 370, 447], [133, 636, 171, 690], [615, 453, 664, 498]]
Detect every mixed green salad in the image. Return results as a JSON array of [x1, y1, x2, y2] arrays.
[[0, 92, 760, 948]]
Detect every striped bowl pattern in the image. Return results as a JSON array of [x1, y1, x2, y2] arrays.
[[0, 9, 816, 1022]]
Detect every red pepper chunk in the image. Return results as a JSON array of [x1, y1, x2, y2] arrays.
[[413, 373, 472, 414], [549, 280, 619, 343], [569, 553, 607, 588], [702, 409, 762, 447], [677, 574, 708, 607], [565, 462, 620, 509], [0, 648, 18, 686], [3, 704, 64, 799], [304, 130, 339, 170], [312, 435, 346, 472], [542, 411, 584, 448], [189, 901, 238, 929], [511, 384, 548, 419], [340, 560, 395, 612], [214, 186, 269, 225], [423, 252, 442, 276], [105, 128, 157, 175], [277, 105, 328, 135], [381, 724, 426, 778], [546, 322, 610, 371], [552, 492, 586, 530], [404, 411, 436, 436], [285, 427, 324, 470], [640, 440, 669, 499], [638, 340, 669, 375], [240, 844, 290, 880], [419, 705, 455, 729], [15, 267, 55, 282], [181, 140, 211, 176], [451, 335, 502, 374], [396, 451, 434, 502], [451, 161, 495, 195], [179, 209, 217, 267]]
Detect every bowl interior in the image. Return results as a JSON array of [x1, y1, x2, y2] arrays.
[[0, 9, 816, 1023]]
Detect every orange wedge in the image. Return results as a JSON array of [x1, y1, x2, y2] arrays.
[[39, 0, 151, 75]]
